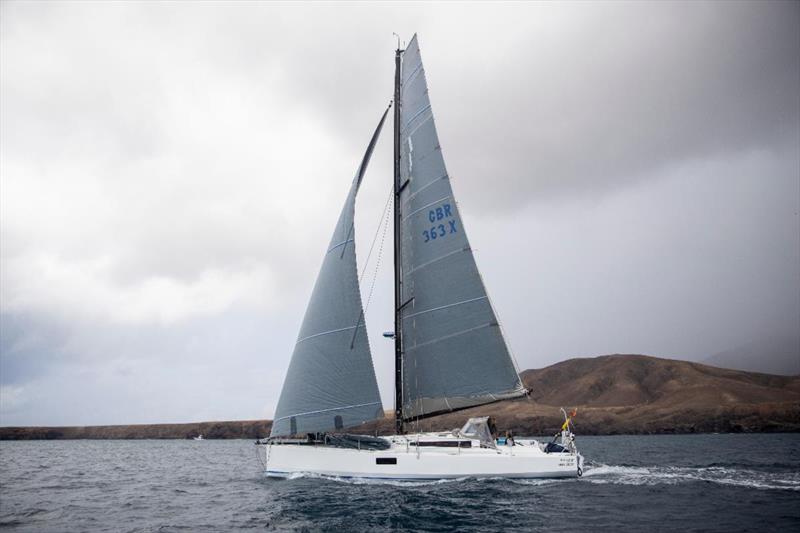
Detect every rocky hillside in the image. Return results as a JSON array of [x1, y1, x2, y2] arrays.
[[2, 354, 798, 439], [362, 354, 800, 435]]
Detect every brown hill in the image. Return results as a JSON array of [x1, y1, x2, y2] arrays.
[[366, 354, 800, 435], [528, 354, 800, 433], [2, 355, 798, 439], [523, 354, 800, 407]]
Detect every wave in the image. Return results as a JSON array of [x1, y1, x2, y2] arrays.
[[274, 473, 572, 487], [582, 463, 800, 491], [267, 464, 800, 491]]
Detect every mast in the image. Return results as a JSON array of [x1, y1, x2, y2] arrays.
[[393, 44, 404, 435]]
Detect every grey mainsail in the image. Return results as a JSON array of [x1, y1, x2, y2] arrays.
[[398, 35, 526, 421], [270, 108, 389, 437]]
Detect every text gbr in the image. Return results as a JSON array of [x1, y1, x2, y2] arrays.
[[422, 203, 458, 243]]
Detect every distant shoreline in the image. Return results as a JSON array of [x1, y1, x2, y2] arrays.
[[3, 354, 798, 440], [2, 425, 799, 440], [2, 416, 799, 441], [0, 420, 271, 441]]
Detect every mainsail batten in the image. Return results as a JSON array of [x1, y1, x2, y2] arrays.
[[398, 35, 526, 422], [270, 108, 389, 437]]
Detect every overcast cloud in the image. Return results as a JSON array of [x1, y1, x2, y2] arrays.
[[1, 1, 798, 426]]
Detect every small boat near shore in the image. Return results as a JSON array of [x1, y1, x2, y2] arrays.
[[257, 34, 582, 480]]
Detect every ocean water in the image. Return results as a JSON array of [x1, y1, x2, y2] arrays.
[[0, 434, 798, 532]]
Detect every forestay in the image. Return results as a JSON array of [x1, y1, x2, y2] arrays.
[[398, 35, 526, 421], [270, 109, 389, 437]]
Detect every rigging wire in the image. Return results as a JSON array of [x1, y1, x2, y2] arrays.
[[362, 188, 393, 316], [348, 185, 394, 350], [359, 185, 394, 287]]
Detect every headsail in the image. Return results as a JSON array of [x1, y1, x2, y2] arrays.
[[271, 108, 389, 437], [397, 35, 526, 422]]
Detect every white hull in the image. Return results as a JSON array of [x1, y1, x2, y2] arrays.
[[261, 434, 582, 480]]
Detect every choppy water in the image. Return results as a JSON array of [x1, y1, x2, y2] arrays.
[[1, 434, 798, 531]]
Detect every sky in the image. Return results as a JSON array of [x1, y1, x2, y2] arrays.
[[1, 1, 798, 426]]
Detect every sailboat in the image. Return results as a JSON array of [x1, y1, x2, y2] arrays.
[[257, 35, 583, 480]]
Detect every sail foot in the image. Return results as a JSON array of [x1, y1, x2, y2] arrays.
[[272, 401, 385, 437], [402, 387, 528, 422]]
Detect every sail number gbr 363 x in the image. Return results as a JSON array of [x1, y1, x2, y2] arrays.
[[422, 203, 458, 243]]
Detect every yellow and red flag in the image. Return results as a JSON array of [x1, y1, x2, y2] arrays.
[[561, 408, 578, 431]]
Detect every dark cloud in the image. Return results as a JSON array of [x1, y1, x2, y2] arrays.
[[435, 2, 800, 211]]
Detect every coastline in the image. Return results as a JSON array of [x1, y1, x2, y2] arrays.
[[2, 402, 798, 440], [4, 354, 797, 440]]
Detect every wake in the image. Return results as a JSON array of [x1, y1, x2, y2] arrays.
[[582, 463, 800, 491]]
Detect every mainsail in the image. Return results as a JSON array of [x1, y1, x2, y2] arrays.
[[397, 35, 527, 421], [270, 108, 389, 437]]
